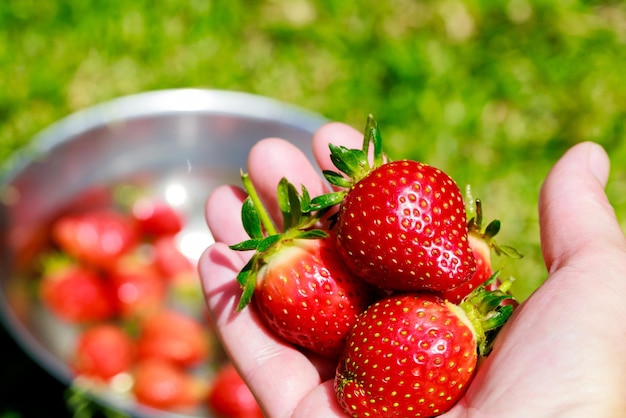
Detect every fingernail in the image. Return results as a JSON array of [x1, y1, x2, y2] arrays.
[[586, 142, 610, 187]]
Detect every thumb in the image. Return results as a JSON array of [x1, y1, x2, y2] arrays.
[[538, 141, 625, 274]]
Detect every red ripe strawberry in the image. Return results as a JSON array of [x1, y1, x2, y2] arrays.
[[39, 256, 117, 323], [207, 363, 264, 418], [136, 309, 210, 368], [335, 287, 515, 417], [254, 234, 371, 358], [51, 209, 139, 269], [132, 358, 208, 411], [131, 197, 184, 237], [439, 198, 523, 303], [230, 175, 374, 358], [313, 115, 475, 292], [153, 235, 195, 279], [72, 324, 135, 381], [109, 251, 167, 319]]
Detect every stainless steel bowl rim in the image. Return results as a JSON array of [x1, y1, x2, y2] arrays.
[[2, 88, 328, 182]]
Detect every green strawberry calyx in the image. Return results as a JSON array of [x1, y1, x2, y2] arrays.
[[229, 171, 331, 311], [310, 114, 387, 211], [458, 274, 517, 356], [465, 187, 523, 259]]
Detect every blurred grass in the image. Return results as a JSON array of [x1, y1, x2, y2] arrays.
[[2, 0, 626, 300]]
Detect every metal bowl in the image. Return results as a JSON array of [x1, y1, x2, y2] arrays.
[[0, 89, 327, 417]]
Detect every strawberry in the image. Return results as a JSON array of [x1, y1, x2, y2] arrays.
[[136, 309, 210, 368], [51, 209, 139, 269], [39, 256, 117, 323], [334, 285, 515, 417], [230, 175, 374, 358], [72, 324, 135, 381], [207, 362, 264, 418], [131, 197, 184, 237], [109, 251, 167, 319], [313, 115, 476, 292], [153, 235, 195, 279], [438, 197, 522, 303], [132, 358, 208, 411]]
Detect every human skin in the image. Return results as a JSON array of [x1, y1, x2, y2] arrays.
[[199, 122, 626, 418]]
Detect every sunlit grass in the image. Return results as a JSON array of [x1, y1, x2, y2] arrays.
[[2, 0, 626, 300]]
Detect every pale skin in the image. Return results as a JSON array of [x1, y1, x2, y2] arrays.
[[199, 122, 626, 418]]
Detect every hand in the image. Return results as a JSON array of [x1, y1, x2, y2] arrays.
[[447, 139, 626, 417], [199, 123, 359, 417], [199, 122, 626, 418]]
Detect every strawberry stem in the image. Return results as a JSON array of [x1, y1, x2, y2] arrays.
[[364, 113, 384, 168], [474, 199, 484, 230], [230, 174, 332, 311], [240, 170, 277, 236], [464, 184, 476, 219]]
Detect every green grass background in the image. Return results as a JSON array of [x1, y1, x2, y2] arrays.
[[2, 0, 626, 300]]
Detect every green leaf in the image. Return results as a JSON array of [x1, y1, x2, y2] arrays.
[[497, 245, 524, 259], [241, 196, 264, 239], [329, 143, 369, 179], [257, 234, 281, 252], [235, 255, 259, 310], [235, 267, 250, 287], [286, 181, 302, 228], [237, 283, 255, 311], [328, 143, 353, 174], [236, 269, 258, 311], [484, 219, 501, 238], [235, 256, 256, 286], [297, 229, 329, 239], [277, 177, 305, 229], [300, 185, 312, 212], [310, 191, 345, 211], [322, 170, 352, 188], [277, 178, 292, 229], [229, 239, 261, 251]]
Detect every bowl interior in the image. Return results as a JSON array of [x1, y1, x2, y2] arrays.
[[0, 89, 326, 417]]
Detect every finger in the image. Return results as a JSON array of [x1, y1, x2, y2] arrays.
[[538, 141, 626, 274], [199, 243, 328, 418], [456, 142, 626, 416], [292, 381, 348, 417], [205, 185, 248, 246], [245, 124, 365, 227], [247, 137, 330, 226]]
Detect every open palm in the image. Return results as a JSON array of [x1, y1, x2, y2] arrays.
[[199, 122, 626, 418]]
